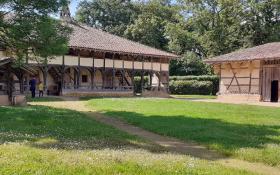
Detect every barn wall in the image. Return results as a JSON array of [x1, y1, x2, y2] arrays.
[[261, 59, 280, 102], [213, 60, 261, 102]]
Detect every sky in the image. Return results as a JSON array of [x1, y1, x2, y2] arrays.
[[69, 0, 81, 16]]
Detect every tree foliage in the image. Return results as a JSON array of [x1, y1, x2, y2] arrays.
[[76, 0, 139, 36], [0, 0, 71, 101], [0, 0, 71, 64], [72, 0, 280, 76]]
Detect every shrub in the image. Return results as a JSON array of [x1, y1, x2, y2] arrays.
[[134, 76, 149, 93], [169, 80, 213, 95], [170, 75, 219, 95]]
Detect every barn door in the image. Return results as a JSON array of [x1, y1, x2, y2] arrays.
[[271, 80, 278, 102], [262, 67, 280, 102], [262, 67, 272, 102]]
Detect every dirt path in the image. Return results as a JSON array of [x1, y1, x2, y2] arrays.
[[30, 98, 280, 175]]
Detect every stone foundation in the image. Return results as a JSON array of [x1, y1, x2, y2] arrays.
[[218, 94, 261, 102], [142, 90, 170, 98], [0, 95, 26, 106]]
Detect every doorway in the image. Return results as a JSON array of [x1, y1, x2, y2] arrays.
[[271, 80, 279, 102]]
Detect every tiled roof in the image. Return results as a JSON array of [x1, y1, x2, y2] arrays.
[[205, 42, 280, 63], [69, 23, 178, 58]]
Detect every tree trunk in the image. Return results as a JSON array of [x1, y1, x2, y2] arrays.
[[5, 64, 15, 105]]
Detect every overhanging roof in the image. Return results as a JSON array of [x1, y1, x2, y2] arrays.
[[69, 23, 179, 59], [205, 42, 280, 64]]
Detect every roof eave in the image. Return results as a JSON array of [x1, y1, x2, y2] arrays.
[[69, 46, 180, 59], [204, 56, 280, 64]]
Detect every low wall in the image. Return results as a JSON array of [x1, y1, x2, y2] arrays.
[[142, 90, 170, 98], [217, 94, 261, 102], [0, 95, 26, 106]]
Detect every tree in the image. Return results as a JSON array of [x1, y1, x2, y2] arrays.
[[0, 0, 71, 104], [76, 0, 139, 36], [125, 0, 179, 50], [170, 51, 211, 76], [242, 0, 280, 46]]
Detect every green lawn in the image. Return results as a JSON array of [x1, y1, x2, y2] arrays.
[[0, 105, 253, 174], [26, 96, 64, 102], [87, 98, 280, 167], [170, 95, 217, 99]]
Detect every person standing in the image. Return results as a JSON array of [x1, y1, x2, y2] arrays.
[[38, 81, 44, 97], [29, 77, 37, 98]]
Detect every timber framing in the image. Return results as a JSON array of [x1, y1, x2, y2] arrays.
[[0, 21, 178, 98], [206, 42, 280, 102]]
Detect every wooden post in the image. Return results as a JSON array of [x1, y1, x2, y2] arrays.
[[43, 66, 48, 93], [61, 66, 65, 95], [149, 73, 152, 88], [112, 54, 115, 89], [132, 56, 135, 94], [259, 61, 264, 101], [218, 64, 222, 94], [149, 57, 153, 89], [91, 52, 95, 90], [158, 58, 162, 91], [62, 55, 65, 90], [248, 61, 253, 94], [77, 52, 81, 89], [102, 53, 106, 89], [141, 56, 144, 92], [121, 55, 125, 90]]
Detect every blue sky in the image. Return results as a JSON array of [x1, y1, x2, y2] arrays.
[[69, 0, 81, 16]]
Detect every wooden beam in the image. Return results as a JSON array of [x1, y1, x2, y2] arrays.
[[112, 53, 116, 89], [77, 52, 81, 89], [91, 51, 95, 90]]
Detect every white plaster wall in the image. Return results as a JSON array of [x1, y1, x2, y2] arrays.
[[65, 56, 78, 66], [153, 63, 161, 71], [48, 56, 63, 65], [124, 61, 133, 69], [105, 59, 113, 68], [144, 62, 152, 70], [115, 60, 123, 68], [219, 61, 260, 94], [80, 57, 93, 67], [134, 62, 143, 70], [94, 70, 103, 86], [162, 64, 169, 71], [94, 59, 104, 68]]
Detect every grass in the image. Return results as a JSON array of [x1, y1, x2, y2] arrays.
[[87, 98, 280, 167], [26, 96, 63, 102], [0, 105, 254, 174], [170, 95, 217, 99]]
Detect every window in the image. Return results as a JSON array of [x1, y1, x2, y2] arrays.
[[82, 75, 88, 83]]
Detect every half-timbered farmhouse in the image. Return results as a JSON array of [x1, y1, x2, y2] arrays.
[[205, 42, 280, 102], [0, 11, 178, 105]]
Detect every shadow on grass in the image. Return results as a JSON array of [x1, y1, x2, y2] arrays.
[[0, 106, 164, 153], [102, 111, 280, 155], [26, 96, 64, 102]]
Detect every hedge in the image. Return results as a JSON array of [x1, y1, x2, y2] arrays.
[[169, 80, 214, 95], [170, 75, 219, 95]]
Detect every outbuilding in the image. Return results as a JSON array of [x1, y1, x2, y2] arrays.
[[205, 42, 280, 102]]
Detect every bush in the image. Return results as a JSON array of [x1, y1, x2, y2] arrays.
[[170, 75, 218, 81], [170, 75, 219, 95], [134, 76, 149, 93], [169, 80, 214, 95]]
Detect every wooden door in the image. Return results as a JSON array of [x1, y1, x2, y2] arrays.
[[262, 66, 280, 102]]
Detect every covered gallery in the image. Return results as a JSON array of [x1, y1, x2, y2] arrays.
[[0, 22, 178, 105], [205, 42, 280, 102]]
